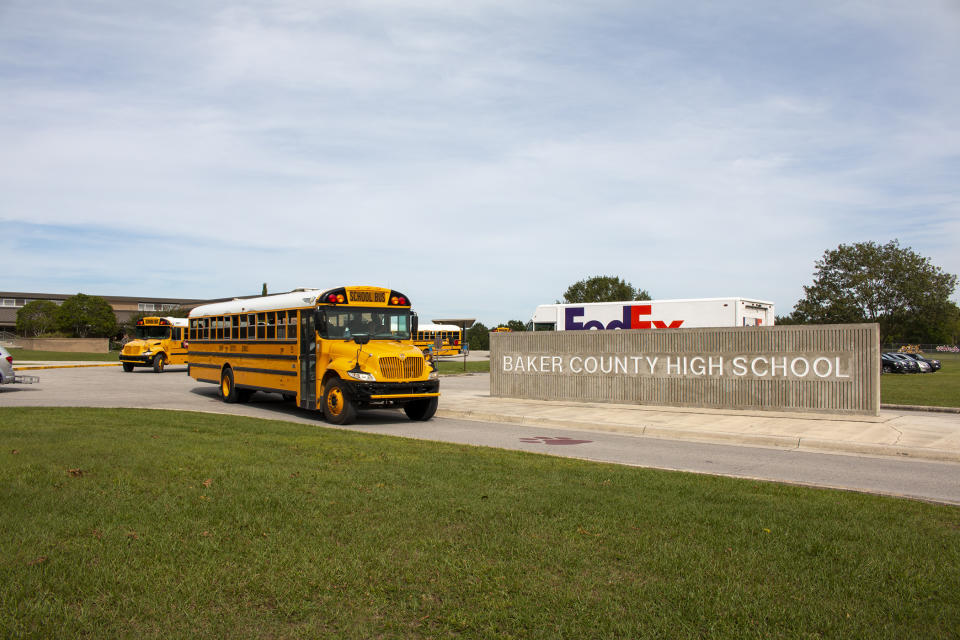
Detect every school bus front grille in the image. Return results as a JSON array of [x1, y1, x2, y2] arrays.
[[378, 356, 424, 380]]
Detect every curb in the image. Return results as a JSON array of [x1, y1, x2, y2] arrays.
[[15, 363, 120, 370], [881, 403, 960, 414], [435, 409, 960, 464]]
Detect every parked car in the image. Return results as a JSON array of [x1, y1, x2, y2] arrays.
[[881, 352, 910, 374], [0, 345, 40, 387], [884, 353, 922, 373], [900, 352, 941, 372]]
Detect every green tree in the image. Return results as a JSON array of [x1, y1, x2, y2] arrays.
[[505, 319, 527, 332], [16, 300, 59, 336], [792, 240, 957, 344], [466, 322, 490, 350], [562, 276, 651, 304], [55, 294, 118, 338], [262, 283, 268, 296]]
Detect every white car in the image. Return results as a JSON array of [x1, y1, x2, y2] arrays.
[[0, 345, 39, 387]]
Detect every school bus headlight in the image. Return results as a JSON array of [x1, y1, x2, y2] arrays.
[[347, 370, 376, 382], [428, 368, 439, 380]]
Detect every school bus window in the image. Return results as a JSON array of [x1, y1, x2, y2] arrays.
[[255, 313, 264, 339], [266, 312, 276, 339], [277, 311, 287, 339], [238, 314, 247, 339]]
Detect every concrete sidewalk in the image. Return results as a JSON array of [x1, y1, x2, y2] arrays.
[[436, 373, 960, 463]]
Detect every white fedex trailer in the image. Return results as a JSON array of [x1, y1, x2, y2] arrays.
[[527, 298, 775, 331]]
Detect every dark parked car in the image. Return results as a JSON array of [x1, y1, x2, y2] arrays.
[[883, 353, 921, 373], [901, 352, 941, 372], [881, 353, 912, 374]]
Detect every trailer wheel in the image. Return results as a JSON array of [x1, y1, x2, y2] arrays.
[[153, 353, 166, 373], [322, 379, 356, 425], [404, 397, 438, 421]]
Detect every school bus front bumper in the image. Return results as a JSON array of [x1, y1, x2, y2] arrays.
[[346, 380, 440, 406]]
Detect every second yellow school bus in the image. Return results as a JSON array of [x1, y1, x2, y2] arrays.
[[187, 286, 439, 424], [119, 316, 189, 372], [412, 323, 463, 356]]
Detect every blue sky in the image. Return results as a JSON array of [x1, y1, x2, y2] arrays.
[[2, 1, 958, 326]]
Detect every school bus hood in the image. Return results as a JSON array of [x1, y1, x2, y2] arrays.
[[121, 339, 163, 355]]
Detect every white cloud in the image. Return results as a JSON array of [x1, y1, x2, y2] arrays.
[[1, 0, 958, 323]]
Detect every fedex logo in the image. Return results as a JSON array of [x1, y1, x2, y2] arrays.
[[564, 305, 684, 331]]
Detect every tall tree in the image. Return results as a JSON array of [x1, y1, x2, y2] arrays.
[[792, 240, 957, 344], [55, 294, 118, 338], [262, 283, 268, 296], [16, 300, 59, 336], [562, 276, 651, 303], [466, 322, 490, 350]]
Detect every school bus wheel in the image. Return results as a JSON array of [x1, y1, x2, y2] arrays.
[[122, 362, 134, 372], [404, 397, 438, 421], [322, 379, 356, 425], [220, 367, 239, 403], [153, 353, 166, 373]]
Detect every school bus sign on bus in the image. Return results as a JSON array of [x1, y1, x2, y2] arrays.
[[187, 286, 439, 424]]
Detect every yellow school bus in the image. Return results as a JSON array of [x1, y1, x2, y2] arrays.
[[120, 316, 189, 372], [187, 286, 439, 424], [412, 323, 462, 356]]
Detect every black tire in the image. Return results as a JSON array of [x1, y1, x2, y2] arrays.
[[404, 397, 438, 421], [220, 368, 239, 403], [882, 365, 892, 374], [122, 362, 134, 372], [322, 379, 356, 425], [153, 353, 166, 373]]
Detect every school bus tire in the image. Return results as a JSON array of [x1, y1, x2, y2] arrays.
[[322, 379, 356, 425], [122, 362, 134, 372], [152, 353, 166, 373], [220, 367, 239, 403], [404, 397, 438, 421]]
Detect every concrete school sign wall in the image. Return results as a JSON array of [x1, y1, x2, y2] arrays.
[[490, 324, 880, 416]]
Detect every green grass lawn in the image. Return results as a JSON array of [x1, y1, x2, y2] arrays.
[[881, 352, 960, 408], [1, 408, 958, 639], [8, 348, 120, 362], [435, 359, 490, 374]]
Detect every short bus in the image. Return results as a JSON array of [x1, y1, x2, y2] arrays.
[[120, 316, 189, 372], [412, 323, 462, 356], [187, 286, 439, 424]]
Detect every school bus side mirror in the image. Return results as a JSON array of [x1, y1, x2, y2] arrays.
[[353, 334, 371, 346], [411, 312, 418, 337]]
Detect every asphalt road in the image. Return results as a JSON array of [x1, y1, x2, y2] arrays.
[[3, 365, 960, 505]]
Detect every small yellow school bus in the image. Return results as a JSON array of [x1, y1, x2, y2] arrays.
[[412, 323, 462, 356], [119, 316, 189, 372], [187, 286, 439, 425]]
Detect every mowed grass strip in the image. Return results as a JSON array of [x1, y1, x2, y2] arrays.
[[2, 408, 958, 639], [881, 352, 960, 408], [9, 348, 120, 362]]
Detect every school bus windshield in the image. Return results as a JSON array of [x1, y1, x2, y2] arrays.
[[321, 307, 412, 341], [134, 325, 171, 340]]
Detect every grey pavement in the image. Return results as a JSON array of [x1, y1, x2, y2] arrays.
[[437, 373, 960, 463], [6, 360, 960, 464]]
